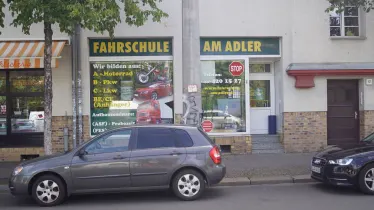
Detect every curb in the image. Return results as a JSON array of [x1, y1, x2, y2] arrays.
[[0, 174, 316, 192]]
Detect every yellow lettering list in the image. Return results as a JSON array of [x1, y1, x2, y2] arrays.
[[247, 41, 254, 52], [211, 41, 222, 52], [148, 42, 156, 52], [99, 42, 107, 53], [225, 41, 233, 52], [254, 41, 262, 52], [93, 42, 99, 53], [139, 42, 147, 52], [164, 41, 169, 53], [117, 42, 125, 53], [233, 41, 241, 52], [132, 42, 139, 53], [157, 42, 163, 52], [108, 42, 115, 53], [203, 41, 211, 52], [125, 42, 132, 53]]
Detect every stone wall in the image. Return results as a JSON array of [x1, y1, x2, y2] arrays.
[[0, 148, 45, 162], [283, 112, 327, 153], [211, 135, 252, 154], [360, 110, 374, 139]]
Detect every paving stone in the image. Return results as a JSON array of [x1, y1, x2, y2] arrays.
[[250, 175, 293, 185], [219, 177, 250, 186]]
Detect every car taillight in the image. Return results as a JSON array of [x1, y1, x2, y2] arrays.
[[209, 145, 221, 164]]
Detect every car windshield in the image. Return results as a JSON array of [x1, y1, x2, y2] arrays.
[[362, 132, 374, 143]]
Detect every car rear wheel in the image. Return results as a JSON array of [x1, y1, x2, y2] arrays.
[[172, 169, 205, 201], [358, 163, 374, 195], [31, 175, 66, 207]]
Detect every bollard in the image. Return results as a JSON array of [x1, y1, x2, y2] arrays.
[[63, 127, 69, 152]]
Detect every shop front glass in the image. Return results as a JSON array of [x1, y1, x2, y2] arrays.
[[200, 60, 246, 133], [90, 61, 174, 136]]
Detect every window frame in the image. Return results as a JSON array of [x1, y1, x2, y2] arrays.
[[0, 69, 45, 148], [82, 128, 135, 155], [329, 6, 362, 37]]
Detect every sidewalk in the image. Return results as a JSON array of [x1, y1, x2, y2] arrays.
[[0, 152, 315, 188]]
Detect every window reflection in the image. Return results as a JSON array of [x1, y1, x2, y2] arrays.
[[0, 72, 5, 93], [10, 71, 44, 93], [11, 97, 44, 133], [0, 96, 6, 135]]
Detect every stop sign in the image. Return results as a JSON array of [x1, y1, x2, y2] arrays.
[[201, 120, 214, 132], [229, 61, 244, 77]]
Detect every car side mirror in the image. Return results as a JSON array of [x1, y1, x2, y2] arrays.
[[78, 149, 87, 157]]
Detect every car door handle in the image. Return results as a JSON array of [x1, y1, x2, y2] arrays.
[[169, 151, 182, 156], [113, 155, 125, 160]]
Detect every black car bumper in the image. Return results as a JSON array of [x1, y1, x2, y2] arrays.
[[311, 158, 358, 187]]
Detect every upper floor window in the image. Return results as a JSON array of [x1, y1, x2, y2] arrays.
[[330, 6, 360, 37]]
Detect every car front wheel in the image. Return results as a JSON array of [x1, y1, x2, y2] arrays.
[[359, 163, 374, 195], [31, 175, 66, 207], [172, 169, 205, 201]]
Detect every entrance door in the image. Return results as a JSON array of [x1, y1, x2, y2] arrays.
[[327, 80, 359, 147]]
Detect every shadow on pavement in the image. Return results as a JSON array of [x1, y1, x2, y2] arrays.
[[312, 183, 366, 196]]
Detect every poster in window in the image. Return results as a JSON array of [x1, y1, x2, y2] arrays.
[[90, 61, 174, 135]]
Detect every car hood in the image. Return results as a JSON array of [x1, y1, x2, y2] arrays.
[[19, 153, 68, 166], [314, 142, 374, 159]]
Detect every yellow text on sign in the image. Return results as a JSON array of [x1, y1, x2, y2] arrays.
[[203, 41, 262, 52], [93, 41, 170, 54]]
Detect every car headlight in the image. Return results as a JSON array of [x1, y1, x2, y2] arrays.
[[13, 166, 23, 176], [329, 158, 353, 166]]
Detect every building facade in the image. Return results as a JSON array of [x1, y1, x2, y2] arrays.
[[1, 0, 374, 161]]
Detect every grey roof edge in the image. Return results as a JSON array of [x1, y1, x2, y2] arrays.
[[286, 62, 374, 71]]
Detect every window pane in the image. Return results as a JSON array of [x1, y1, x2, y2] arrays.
[[344, 17, 359, 26], [250, 80, 271, 108], [0, 72, 5, 93], [249, 64, 271, 73], [11, 97, 44, 133], [345, 27, 359, 36], [10, 71, 44, 92], [86, 130, 131, 154], [174, 129, 193, 147], [137, 128, 175, 149], [0, 96, 6, 135], [201, 60, 246, 133], [330, 27, 341, 36], [330, 17, 341, 26], [344, 7, 358, 16]]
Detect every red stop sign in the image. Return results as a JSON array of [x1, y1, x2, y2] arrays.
[[201, 120, 214, 133], [229, 61, 244, 77]]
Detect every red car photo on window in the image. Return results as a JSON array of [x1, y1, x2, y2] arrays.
[[136, 100, 161, 124], [134, 82, 173, 101]]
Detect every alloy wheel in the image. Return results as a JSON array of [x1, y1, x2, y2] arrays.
[[177, 174, 201, 197], [364, 168, 374, 191], [35, 180, 60, 204]]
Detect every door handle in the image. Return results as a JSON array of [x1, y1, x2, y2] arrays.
[[169, 151, 182, 156], [355, 111, 358, 120], [113, 155, 125, 160]]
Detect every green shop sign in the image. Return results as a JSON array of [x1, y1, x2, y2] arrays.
[[89, 38, 173, 56], [200, 37, 280, 56]]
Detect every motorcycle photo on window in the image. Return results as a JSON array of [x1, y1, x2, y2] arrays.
[[135, 62, 170, 85]]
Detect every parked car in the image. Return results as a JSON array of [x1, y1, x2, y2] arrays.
[[134, 82, 173, 100], [202, 110, 243, 130], [8, 125, 226, 207], [311, 132, 374, 194], [136, 100, 161, 124]]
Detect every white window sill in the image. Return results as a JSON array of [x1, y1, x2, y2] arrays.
[[330, 36, 367, 40]]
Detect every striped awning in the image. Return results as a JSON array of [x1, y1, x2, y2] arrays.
[[0, 40, 67, 69]]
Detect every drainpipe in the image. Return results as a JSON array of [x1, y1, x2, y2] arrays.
[[71, 27, 77, 148], [76, 24, 83, 145]]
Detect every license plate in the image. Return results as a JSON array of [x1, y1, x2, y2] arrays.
[[311, 166, 321, 174]]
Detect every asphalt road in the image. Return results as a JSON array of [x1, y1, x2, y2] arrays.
[[0, 183, 372, 210]]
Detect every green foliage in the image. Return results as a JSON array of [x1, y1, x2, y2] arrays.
[[0, 0, 168, 37], [326, 0, 374, 13]]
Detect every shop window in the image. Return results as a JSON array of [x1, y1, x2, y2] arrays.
[[11, 97, 44, 133], [250, 80, 271, 107], [90, 61, 174, 136], [0, 96, 6, 136], [201, 60, 246, 133], [249, 64, 271, 73], [10, 71, 44, 92], [330, 6, 360, 37]]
